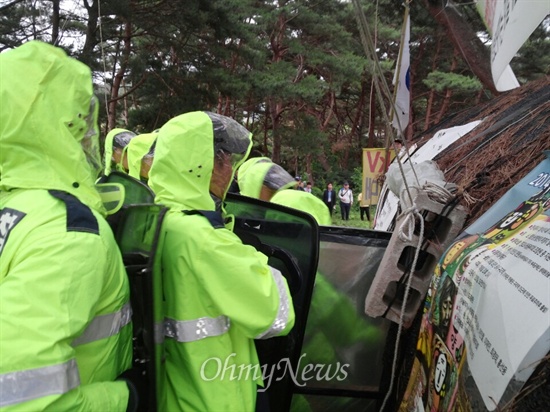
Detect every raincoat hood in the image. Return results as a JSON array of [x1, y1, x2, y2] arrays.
[[103, 128, 136, 175], [126, 132, 157, 179], [149, 111, 251, 210], [0, 41, 104, 213], [271, 189, 332, 225], [238, 157, 295, 199], [237, 157, 273, 198]]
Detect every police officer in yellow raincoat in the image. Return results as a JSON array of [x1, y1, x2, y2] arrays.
[[148, 111, 295, 411], [103, 128, 137, 176], [0, 41, 134, 411]]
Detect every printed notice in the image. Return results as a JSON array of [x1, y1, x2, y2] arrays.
[[452, 215, 550, 410]]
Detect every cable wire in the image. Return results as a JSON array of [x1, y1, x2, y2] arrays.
[[96, 0, 110, 124], [351, 0, 420, 207]]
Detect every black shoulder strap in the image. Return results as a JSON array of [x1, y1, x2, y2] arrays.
[[49, 190, 99, 234], [182, 210, 225, 229]]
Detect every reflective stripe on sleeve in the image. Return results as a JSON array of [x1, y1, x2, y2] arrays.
[[0, 359, 80, 407], [255, 266, 292, 339], [72, 302, 132, 347], [164, 315, 230, 343]]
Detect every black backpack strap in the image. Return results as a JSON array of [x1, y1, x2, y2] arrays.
[[49, 190, 99, 235], [182, 210, 225, 229]]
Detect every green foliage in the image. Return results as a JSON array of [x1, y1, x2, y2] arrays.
[[0, 1, 51, 49], [423, 71, 482, 93], [311, 186, 324, 199], [351, 166, 364, 195], [331, 206, 373, 229], [511, 20, 550, 83]]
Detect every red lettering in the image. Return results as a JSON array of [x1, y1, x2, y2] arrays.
[[366, 151, 381, 173]]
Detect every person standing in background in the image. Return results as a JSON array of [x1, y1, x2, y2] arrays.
[[322, 182, 337, 216], [394, 139, 403, 153], [338, 181, 353, 220], [304, 182, 312, 193], [358, 192, 371, 222], [394, 138, 407, 159]]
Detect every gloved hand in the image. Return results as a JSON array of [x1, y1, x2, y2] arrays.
[[118, 366, 149, 412]]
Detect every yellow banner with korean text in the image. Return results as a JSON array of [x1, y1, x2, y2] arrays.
[[361, 148, 396, 206]]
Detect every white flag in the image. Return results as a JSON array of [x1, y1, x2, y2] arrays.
[[391, 15, 410, 136]]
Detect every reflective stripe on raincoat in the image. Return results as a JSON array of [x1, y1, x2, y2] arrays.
[[148, 111, 295, 411]]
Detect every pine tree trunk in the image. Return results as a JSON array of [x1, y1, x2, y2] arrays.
[[108, 20, 132, 131], [424, 31, 443, 130], [81, 0, 99, 68], [408, 33, 427, 139], [263, 113, 269, 156], [352, 78, 368, 147], [305, 153, 313, 185], [434, 49, 459, 124], [423, 0, 499, 96], [267, 12, 288, 163], [51, 0, 60, 45], [368, 77, 377, 147], [270, 100, 283, 163]]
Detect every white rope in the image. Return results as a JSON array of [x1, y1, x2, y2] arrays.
[[398, 205, 421, 242], [424, 181, 453, 204], [379, 181, 455, 412], [379, 199, 424, 412], [462, 190, 479, 205]]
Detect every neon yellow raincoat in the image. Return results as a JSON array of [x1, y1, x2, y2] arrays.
[[238, 157, 274, 198], [271, 190, 332, 226], [148, 111, 295, 411], [238, 157, 297, 200], [0, 41, 132, 411], [103, 128, 136, 176], [126, 132, 157, 180]]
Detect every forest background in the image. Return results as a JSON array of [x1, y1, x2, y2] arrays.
[[1, 0, 548, 194]]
